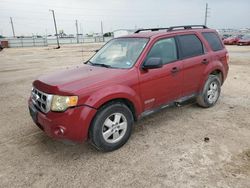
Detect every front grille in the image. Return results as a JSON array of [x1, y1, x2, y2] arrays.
[[31, 87, 52, 113]]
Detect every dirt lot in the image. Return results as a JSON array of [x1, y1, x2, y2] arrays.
[[0, 44, 250, 188]]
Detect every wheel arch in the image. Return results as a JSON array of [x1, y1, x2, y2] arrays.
[[209, 69, 223, 84], [87, 97, 137, 140], [96, 98, 137, 121], [83, 84, 142, 117], [198, 65, 224, 94]]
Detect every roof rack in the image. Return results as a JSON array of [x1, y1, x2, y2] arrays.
[[134, 28, 169, 33], [167, 25, 208, 31], [134, 25, 208, 34]]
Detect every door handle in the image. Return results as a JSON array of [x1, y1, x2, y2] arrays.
[[171, 67, 179, 73], [201, 59, 209, 65]]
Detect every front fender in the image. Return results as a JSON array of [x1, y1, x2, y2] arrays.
[[82, 84, 143, 117]]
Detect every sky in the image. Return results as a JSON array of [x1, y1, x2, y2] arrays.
[[0, 0, 249, 36]]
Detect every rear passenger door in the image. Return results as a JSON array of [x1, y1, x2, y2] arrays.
[[202, 32, 228, 67], [176, 34, 209, 97]]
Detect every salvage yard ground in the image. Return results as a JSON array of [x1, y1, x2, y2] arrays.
[[0, 44, 250, 188]]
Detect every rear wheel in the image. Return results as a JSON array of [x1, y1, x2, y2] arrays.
[[89, 102, 134, 152], [197, 75, 221, 108]]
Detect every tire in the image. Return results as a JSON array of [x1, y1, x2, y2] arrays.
[[89, 102, 134, 152], [197, 75, 221, 108]]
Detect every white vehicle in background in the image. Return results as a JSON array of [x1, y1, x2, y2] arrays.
[[46, 35, 57, 39], [113, 29, 135, 38]]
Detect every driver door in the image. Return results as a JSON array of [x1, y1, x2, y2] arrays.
[[138, 37, 183, 111]]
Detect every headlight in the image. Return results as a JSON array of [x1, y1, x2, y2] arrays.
[[51, 95, 78, 112]]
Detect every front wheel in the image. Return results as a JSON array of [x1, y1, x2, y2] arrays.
[[197, 75, 221, 108], [89, 102, 134, 152]]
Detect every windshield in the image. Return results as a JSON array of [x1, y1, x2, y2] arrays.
[[242, 34, 250, 40], [89, 38, 148, 69]]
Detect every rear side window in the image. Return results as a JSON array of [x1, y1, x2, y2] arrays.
[[146, 38, 177, 64], [177, 34, 204, 59], [202, 32, 224, 51]]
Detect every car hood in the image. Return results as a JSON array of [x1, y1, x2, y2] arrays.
[[33, 64, 129, 95]]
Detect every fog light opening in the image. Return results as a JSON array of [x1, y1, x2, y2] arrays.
[[55, 126, 65, 136], [59, 127, 64, 134]]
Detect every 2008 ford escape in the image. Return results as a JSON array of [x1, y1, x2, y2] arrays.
[[28, 25, 229, 151]]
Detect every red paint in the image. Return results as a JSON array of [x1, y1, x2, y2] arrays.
[[223, 36, 242, 45], [237, 39, 250, 46], [29, 28, 229, 142]]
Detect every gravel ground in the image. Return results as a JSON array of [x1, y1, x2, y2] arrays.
[[0, 44, 249, 188]]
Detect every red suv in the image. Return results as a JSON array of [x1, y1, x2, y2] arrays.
[[29, 25, 229, 151]]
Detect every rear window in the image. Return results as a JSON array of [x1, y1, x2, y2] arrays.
[[177, 34, 204, 59], [202, 32, 224, 51]]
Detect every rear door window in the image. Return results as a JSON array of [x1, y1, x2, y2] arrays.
[[177, 34, 204, 59], [146, 37, 178, 64], [202, 32, 224, 51]]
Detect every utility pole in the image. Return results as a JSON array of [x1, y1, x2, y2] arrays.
[[101, 21, 104, 42], [75, 20, 79, 43], [204, 3, 209, 26], [10, 17, 15, 38], [79, 23, 84, 43], [49, 9, 60, 49], [80, 23, 83, 36], [101, 21, 104, 35]]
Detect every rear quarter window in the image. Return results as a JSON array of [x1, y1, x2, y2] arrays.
[[202, 32, 224, 51], [176, 34, 204, 59]]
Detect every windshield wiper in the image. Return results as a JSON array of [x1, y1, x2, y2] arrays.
[[85, 60, 112, 68], [91, 63, 112, 68], [84, 60, 93, 65]]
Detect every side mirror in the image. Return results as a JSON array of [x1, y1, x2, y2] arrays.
[[142, 57, 163, 69], [95, 49, 99, 53]]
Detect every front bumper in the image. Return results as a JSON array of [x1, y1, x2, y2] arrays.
[[28, 99, 97, 142]]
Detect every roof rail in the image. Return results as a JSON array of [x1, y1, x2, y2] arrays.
[[134, 25, 208, 34], [167, 25, 208, 31], [134, 28, 169, 33]]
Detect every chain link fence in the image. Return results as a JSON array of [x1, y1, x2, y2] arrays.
[[2, 36, 113, 48]]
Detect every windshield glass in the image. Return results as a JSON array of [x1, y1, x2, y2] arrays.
[[90, 38, 148, 69], [242, 34, 250, 40]]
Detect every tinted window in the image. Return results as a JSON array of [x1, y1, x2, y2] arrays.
[[177, 34, 204, 59], [202, 32, 224, 51], [146, 38, 177, 64]]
